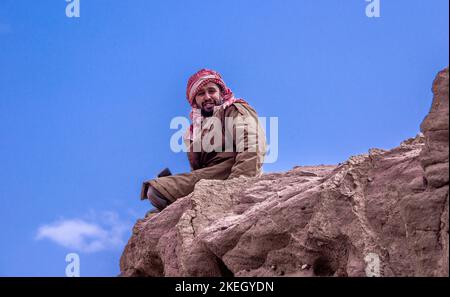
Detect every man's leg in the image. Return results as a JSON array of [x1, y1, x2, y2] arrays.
[[141, 158, 236, 208], [146, 186, 170, 211]]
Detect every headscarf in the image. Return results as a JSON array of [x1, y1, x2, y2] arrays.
[[183, 69, 247, 148]]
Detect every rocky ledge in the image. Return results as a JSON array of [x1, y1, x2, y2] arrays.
[[120, 68, 448, 277]]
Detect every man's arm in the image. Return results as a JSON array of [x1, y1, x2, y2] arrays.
[[187, 150, 201, 171], [183, 128, 202, 171], [227, 103, 266, 179]]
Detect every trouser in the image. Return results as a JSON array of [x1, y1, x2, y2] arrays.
[[140, 158, 236, 203]]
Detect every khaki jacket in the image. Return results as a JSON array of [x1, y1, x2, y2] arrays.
[[186, 102, 266, 179]]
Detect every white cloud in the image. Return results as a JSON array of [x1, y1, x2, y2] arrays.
[[36, 211, 130, 253]]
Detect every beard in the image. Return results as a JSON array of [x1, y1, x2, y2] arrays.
[[200, 98, 223, 117], [201, 108, 214, 117]]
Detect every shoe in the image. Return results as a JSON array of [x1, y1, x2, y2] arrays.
[[145, 208, 160, 217], [157, 168, 172, 178]]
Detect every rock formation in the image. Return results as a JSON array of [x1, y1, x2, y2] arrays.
[[120, 68, 448, 277]]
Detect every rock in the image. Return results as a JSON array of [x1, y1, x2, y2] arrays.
[[420, 68, 449, 188], [120, 68, 449, 277]]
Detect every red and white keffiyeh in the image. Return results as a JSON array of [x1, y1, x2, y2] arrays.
[[183, 69, 247, 147]]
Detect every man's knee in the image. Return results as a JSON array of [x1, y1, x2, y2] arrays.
[[147, 186, 171, 211]]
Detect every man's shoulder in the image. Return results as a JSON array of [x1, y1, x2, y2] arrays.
[[225, 101, 258, 117]]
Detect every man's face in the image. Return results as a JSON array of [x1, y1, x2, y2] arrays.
[[194, 82, 223, 117]]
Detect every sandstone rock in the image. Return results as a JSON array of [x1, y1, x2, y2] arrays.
[[420, 68, 449, 188], [120, 68, 449, 277]]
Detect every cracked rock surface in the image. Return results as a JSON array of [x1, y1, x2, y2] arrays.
[[120, 68, 448, 277]]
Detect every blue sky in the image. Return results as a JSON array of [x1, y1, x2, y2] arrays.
[[0, 0, 448, 276]]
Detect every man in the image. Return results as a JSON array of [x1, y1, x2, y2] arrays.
[[141, 69, 266, 211]]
